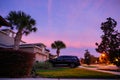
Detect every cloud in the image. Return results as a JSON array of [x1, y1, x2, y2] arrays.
[[49, 46, 100, 58]]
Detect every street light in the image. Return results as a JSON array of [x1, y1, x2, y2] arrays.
[[115, 58, 118, 62], [99, 52, 107, 64], [101, 54, 105, 57]]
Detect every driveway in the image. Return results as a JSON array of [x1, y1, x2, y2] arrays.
[[80, 64, 120, 75]]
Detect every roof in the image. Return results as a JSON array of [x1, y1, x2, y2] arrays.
[[1, 29, 15, 34], [34, 43, 46, 47], [0, 43, 13, 48], [0, 16, 11, 27], [20, 43, 46, 48]]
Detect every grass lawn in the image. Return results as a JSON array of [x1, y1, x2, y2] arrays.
[[36, 68, 120, 79]]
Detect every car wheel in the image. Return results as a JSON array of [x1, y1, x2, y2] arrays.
[[70, 63, 75, 68]]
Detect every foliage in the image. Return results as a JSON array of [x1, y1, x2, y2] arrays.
[[0, 48, 35, 77], [84, 49, 91, 65], [96, 17, 120, 66], [90, 55, 99, 64], [81, 55, 99, 64], [34, 61, 53, 70], [36, 68, 119, 79], [6, 11, 37, 50], [51, 40, 66, 57]]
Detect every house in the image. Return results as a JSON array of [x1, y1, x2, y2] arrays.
[[0, 15, 14, 48], [0, 29, 50, 62], [0, 15, 11, 27], [20, 43, 50, 62], [0, 16, 50, 62], [0, 29, 25, 48]]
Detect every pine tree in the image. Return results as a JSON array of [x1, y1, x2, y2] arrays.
[[96, 17, 120, 67]]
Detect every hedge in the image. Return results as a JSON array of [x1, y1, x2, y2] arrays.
[[0, 48, 35, 78]]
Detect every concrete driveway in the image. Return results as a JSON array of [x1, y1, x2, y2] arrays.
[[80, 64, 120, 75]]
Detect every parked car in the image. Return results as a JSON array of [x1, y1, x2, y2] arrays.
[[49, 55, 80, 68]]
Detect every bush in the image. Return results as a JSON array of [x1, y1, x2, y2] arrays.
[[34, 61, 52, 69], [0, 49, 35, 78]]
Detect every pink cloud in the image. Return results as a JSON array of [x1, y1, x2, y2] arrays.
[[22, 28, 99, 49]]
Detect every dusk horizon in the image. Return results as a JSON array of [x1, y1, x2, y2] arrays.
[[0, 0, 120, 58]]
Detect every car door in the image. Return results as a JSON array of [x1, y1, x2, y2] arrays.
[[56, 56, 67, 66], [55, 56, 64, 64]]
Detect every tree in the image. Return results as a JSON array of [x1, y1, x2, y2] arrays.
[[90, 55, 99, 64], [96, 17, 120, 66], [6, 11, 37, 50], [51, 40, 66, 57], [84, 49, 91, 65]]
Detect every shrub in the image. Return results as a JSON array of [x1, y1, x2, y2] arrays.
[[34, 61, 52, 69], [0, 48, 35, 78]]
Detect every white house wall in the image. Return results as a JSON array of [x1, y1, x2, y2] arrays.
[[34, 47, 48, 62], [33, 46, 42, 53], [0, 30, 24, 46], [0, 31, 14, 45], [20, 46, 49, 62], [35, 53, 47, 62]]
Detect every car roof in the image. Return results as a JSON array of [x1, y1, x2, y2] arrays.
[[59, 55, 77, 57]]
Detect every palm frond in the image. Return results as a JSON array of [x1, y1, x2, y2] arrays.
[[51, 43, 56, 49], [6, 10, 37, 36], [51, 40, 66, 49]]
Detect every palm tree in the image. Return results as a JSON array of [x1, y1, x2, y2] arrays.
[[51, 40, 66, 57], [6, 11, 37, 50]]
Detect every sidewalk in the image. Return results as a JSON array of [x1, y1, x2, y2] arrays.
[[80, 65, 120, 75]]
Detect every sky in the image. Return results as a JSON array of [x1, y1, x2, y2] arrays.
[[0, 0, 120, 58]]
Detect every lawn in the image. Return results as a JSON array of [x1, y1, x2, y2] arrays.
[[36, 67, 120, 79]]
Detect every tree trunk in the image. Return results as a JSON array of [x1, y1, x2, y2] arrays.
[[14, 30, 22, 50], [56, 49, 60, 57]]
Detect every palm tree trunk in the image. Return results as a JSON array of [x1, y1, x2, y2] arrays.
[[56, 49, 60, 57], [14, 30, 22, 50]]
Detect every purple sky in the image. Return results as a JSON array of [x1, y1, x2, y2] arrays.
[[0, 0, 120, 58]]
